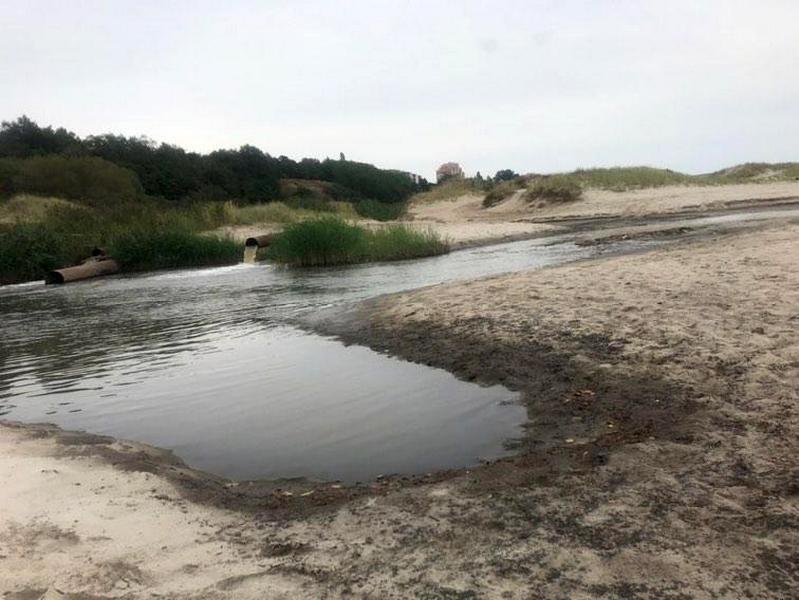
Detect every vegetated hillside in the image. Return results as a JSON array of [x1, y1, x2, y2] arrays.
[[410, 177, 489, 205], [0, 116, 432, 285], [0, 198, 244, 285], [0, 116, 429, 206], [413, 162, 799, 212], [567, 166, 692, 190], [0, 120, 390, 283], [549, 164, 799, 192], [0, 173, 416, 284], [703, 162, 799, 183]]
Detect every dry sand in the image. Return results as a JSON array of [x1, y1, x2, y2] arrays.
[[0, 426, 274, 598]]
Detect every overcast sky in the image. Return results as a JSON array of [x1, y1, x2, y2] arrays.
[[2, 0, 797, 179]]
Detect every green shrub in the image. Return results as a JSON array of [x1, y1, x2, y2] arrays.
[[0, 223, 73, 285], [266, 218, 367, 266], [110, 229, 240, 271], [783, 164, 799, 180], [525, 175, 583, 203], [367, 225, 449, 261], [354, 199, 406, 221], [0, 158, 17, 195], [0, 203, 114, 284], [482, 181, 519, 208], [266, 218, 448, 267]]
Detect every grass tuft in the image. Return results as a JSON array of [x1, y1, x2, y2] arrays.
[[524, 175, 583, 204], [110, 229, 240, 272], [482, 180, 522, 208], [265, 218, 449, 267], [0, 223, 69, 285], [265, 218, 366, 266], [367, 224, 449, 261]]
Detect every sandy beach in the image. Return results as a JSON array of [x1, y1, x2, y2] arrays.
[[2, 194, 799, 598]]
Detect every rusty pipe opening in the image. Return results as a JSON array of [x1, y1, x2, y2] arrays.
[[245, 234, 274, 248], [45, 270, 65, 284]]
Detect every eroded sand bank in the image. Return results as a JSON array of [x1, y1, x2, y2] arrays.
[[3, 218, 798, 598]]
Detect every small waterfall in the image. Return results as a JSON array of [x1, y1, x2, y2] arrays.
[[243, 245, 258, 264]]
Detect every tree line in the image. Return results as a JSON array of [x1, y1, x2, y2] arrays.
[[0, 116, 429, 205]]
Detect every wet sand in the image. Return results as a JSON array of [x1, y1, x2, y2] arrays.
[[2, 210, 798, 597]]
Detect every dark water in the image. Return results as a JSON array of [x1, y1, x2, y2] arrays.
[[2, 206, 793, 481]]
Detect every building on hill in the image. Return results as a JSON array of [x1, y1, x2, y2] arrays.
[[436, 162, 464, 183]]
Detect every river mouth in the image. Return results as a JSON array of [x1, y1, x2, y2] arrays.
[[1, 206, 796, 482]]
